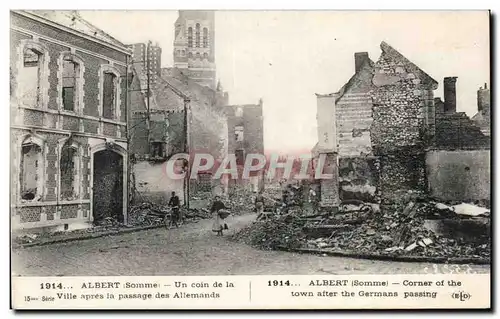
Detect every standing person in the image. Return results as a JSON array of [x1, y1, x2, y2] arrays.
[[168, 191, 180, 228], [308, 187, 318, 212], [210, 196, 228, 236], [255, 191, 266, 220]]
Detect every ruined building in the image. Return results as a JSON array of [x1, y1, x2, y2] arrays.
[[472, 83, 491, 136], [315, 41, 490, 208], [224, 100, 265, 192], [10, 10, 132, 231], [433, 77, 490, 150], [428, 79, 490, 204], [128, 11, 229, 206], [315, 42, 438, 208]]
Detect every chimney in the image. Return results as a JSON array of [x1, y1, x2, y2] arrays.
[[443, 77, 458, 113], [354, 52, 369, 73], [477, 82, 490, 113]]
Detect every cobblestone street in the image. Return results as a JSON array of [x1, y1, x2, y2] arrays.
[[12, 214, 490, 277]]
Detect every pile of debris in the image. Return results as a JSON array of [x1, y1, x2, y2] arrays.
[[304, 200, 490, 260], [128, 202, 211, 227], [227, 187, 260, 215], [232, 213, 308, 250], [234, 194, 491, 261]]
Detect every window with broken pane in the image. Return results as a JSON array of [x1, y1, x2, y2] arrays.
[[62, 58, 78, 111], [19, 48, 42, 107], [60, 144, 79, 201], [235, 125, 244, 142], [102, 72, 116, 119], [20, 142, 42, 201]]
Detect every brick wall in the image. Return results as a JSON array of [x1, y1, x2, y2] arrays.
[[10, 11, 130, 230]]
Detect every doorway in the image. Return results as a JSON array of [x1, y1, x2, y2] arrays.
[[93, 149, 123, 224]]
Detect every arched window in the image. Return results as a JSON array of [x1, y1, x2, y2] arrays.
[[19, 48, 42, 107], [100, 64, 121, 120], [203, 52, 208, 60], [19, 135, 44, 201], [203, 28, 208, 48], [60, 140, 80, 201], [60, 53, 83, 112], [188, 52, 193, 59], [181, 50, 185, 56], [17, 41, 48, 108], [187, 27, 193, 48], [195, 52, 201, 60], [102, 72, 117, 119], [195, 23, 200, 48]]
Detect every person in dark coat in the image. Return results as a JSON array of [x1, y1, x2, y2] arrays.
[[168, 191, 180, 228], [211, 196, 228, 236]]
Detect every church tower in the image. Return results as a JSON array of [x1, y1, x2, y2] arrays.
[[173, 10, 216, 90]]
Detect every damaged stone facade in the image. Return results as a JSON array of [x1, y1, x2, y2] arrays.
[[315, 42, 440, 208], [370, 42, 438, 204], [10, 11, 131, 231], [224, 101, 265, 192], [128, 39, 229, 206]]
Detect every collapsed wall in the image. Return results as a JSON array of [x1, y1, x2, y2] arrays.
[[370, 42, 437, 206]]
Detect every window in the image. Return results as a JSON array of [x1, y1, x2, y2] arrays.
[[102, 72, 117, 119], [195, 52, 201, 60], [235, 126, 244, 142], [203, 53, 208, 60], [195, 24, 200, 48], [235, 149, 245, 166], [62, 57, 79, 111], [188, 27, 193, 47], [150, 142, 165, 158], [235, 107, 243, 117], [181, 50, 185, 56], [20, 138, 43, 201], [60, 142, 79, 201], [188, 52, 193, 59], [203, 28, 208, 48], [19, 48, 42, 106]]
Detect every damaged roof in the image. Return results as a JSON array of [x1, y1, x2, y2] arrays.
[[380, 41, 438, 88], [19, 10, 130, 52]]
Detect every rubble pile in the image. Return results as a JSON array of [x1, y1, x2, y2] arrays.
[[227, 188, 260, 215], [235, 193, 491, 261], [233, 214, 308, 250], [128, 202, 211, 226], [305, 200, 490, 260]]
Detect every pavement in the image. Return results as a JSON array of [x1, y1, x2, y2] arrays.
[[11, 213, 491, 276]]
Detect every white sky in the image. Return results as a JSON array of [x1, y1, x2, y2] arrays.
[[80, 10, 490, 153]]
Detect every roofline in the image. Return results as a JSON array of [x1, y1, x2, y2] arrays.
[[13, 10, 132, 55], [226, 104, 260, 107]]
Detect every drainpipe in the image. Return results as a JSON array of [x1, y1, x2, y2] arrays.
[[183, 98, 190, 209], [124, 53, 130, 225]]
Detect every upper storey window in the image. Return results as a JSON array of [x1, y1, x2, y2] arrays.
[[188, 27, 193, 48], [195, 23, 200, 48], [203, 28, 208, 48]]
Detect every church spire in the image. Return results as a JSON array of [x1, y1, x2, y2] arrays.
[[173, 10, 217, 90]]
